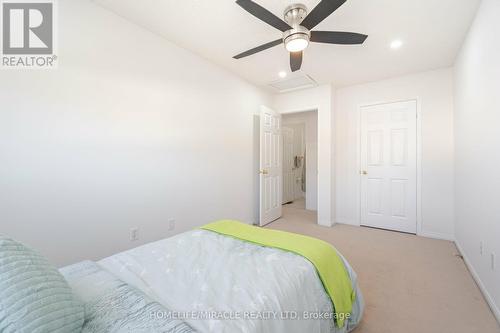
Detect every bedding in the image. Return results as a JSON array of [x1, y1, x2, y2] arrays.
[[201, 220, 355, 328], [0, 236, 84, 333], [60, 260, 195, 333], [95, 226, 364, 333]]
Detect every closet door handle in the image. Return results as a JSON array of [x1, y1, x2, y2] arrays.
[[260, 170, 269, 175]]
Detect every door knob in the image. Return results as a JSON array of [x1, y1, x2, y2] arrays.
[[260, 170, 269, 175], [360, 170, 368, 175]]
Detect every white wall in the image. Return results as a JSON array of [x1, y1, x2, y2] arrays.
[[334, 69, 455, 240], [454, 0, 500, 320], [0, 0, 270, 266], [282, 112, 318, 211], [273, 85, 333, 226]]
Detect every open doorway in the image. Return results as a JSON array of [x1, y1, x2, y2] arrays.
[[281, 110, 318, 223]]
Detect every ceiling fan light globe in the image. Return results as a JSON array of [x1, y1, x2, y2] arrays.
[[286, 37, 309, 52], [283, 25, 311, 53]]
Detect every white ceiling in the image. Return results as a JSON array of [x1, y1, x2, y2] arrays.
[[94, 0, 480, 91]]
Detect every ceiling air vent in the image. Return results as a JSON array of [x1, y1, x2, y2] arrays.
[[268, 75, 318, 93]]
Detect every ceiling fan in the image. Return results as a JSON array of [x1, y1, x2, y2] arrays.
[[233, 0, 368, 72]]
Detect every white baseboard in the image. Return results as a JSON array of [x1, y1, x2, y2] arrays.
[[455, 241, 500, 325], [418, 230, 455, 242], [335, 218, 360, 226], [318, 220, 333, 227]]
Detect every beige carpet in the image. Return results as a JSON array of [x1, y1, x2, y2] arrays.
[[268, 199, 500, 333]]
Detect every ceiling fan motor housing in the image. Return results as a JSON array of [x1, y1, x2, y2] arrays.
[[283, 4, 310, 50], [284, 3, 308, 26]]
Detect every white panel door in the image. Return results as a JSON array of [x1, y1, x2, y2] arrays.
[[260, 106, 282, 226], [360, 100, 417, 233], [282, 127, 294, 204]]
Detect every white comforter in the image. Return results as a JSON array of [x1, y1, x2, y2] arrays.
[[98, 229, 363, 333]]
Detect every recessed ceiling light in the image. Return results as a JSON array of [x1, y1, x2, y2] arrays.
[[390, 40, 403, 49], [279, 71, 287, 78]]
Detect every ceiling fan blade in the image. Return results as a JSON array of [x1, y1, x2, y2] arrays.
[[311, 31, 368, 45], [290, 52, 303, 72], [233, 39, 283, 59], [236, 0, 292, 32], [301, 0, 347, 30]]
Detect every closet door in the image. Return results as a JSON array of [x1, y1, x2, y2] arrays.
[[360, 100, 417, 233]]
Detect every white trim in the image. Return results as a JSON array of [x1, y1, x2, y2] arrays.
[[356, 98, 423, 235], [279, 107, 318, 115], [334, 221, 455, 241], [416, 99, 423, 236], [355, 106, 362, 226], [418, 231, 454, 242], [335, 218, 359, 226], [278, 107, 326, 226], [455, 241, 500, 324]]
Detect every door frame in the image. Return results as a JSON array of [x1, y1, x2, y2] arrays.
[[279, 108, 319, 212], [356, 98, 423, 236]]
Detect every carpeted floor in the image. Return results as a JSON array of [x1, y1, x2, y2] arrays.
[[267, 199, 500, 333]]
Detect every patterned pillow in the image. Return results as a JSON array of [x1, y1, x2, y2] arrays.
[[0, 236, 84, 333]]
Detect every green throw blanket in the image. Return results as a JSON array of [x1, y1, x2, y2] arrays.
[[201, 220, 355, 328]]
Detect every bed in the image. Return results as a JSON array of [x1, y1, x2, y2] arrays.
[[60, 224, 364, 333]]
